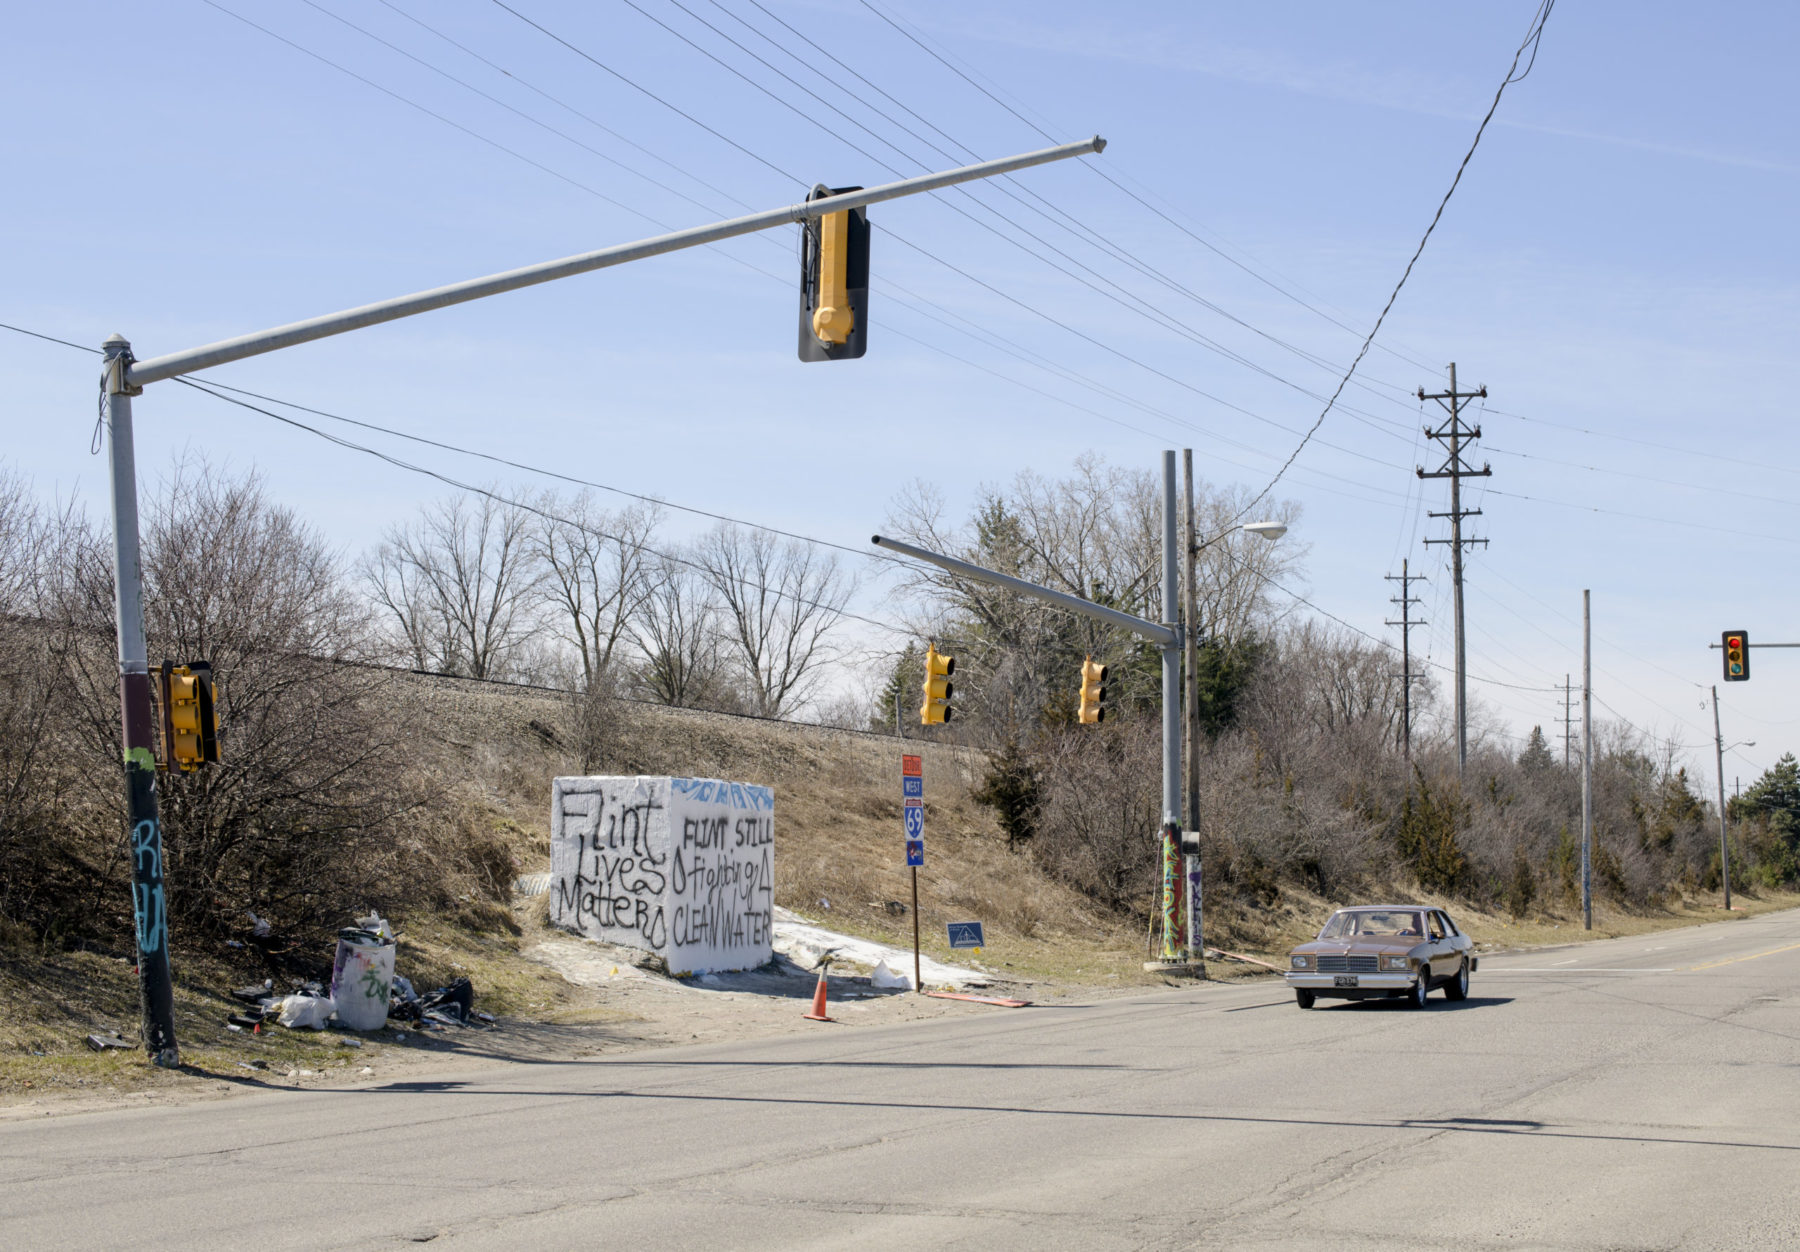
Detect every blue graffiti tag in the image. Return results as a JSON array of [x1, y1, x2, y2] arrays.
[[131, 819, 162, 879], [134, 882, 167, 956]]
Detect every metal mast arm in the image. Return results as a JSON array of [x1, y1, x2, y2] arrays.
[[127, 137, 1104, 388], [871, 533, 1176, 648]]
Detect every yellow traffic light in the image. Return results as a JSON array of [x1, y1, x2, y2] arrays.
[[920, 643, 954, 725], [798, 185, 869, 362], [1078, 655, 1108, 725], [811, 210, 854, 346], [160, 661, 219, 771]]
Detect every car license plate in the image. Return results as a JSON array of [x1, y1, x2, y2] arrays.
[[1333, 974, 1358, 988]]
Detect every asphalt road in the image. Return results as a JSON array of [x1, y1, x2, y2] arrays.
[[4, 909, 1798, 1251]]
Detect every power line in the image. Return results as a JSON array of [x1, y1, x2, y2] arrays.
[[172, 376, 908, 637]]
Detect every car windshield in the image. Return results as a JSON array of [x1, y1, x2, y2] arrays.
[[1318, 910, 1425, 940]]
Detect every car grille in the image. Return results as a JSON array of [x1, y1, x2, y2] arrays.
[[1316, 954, 1379, 973]]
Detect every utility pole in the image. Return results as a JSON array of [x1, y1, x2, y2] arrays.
[[1712, 686, 1732, 911], [1417, 362, 1490, 773], [1560, 675, 1577, 769], [99, 138, 1102, 1064], [1581, 589, 1593, 931], [1158, 452, 1182, 964], [1182, 450, 1204, 968], [1384, 559, 1427, 761]]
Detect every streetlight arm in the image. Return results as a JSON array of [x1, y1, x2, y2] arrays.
[[871, 534, 1176, 648]]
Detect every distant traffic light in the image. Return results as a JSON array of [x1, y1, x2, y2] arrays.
[[160, 661, 219, 771], [1723, 630, 1749, 682], [1078, 655, 1108, 725], [920, 643, 954, 725], [798, 184, 869, 362]]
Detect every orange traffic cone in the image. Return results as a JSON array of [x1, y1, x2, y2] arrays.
[[803, 966, 833, 1022]]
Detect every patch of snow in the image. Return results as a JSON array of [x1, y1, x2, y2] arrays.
[[773, 906, 989, 989]]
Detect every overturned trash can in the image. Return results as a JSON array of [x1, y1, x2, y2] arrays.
[[329, 927, 395, 1031]]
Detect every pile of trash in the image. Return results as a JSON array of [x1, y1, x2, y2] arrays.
[[221, 912, 494, 1036]]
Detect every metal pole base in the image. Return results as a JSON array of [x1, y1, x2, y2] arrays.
[[1142, 960, 1208, 977]]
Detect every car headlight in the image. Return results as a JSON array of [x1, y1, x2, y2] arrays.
[[1380, 954, 1412, 972], [1290, 954, 1312, 970]]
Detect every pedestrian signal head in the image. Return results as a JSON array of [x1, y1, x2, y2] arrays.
[[798, 185, 869, 362], [920, 643, 954, 725], [160, 661, 219, 771], [1078, 655, 1108, 725], [1723, 630, 1749, 682]]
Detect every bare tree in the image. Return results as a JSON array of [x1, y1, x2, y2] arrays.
[[364, 490, 543, 679], [533, 492, 659, 688], [693, 524, 854, 718], [632, 550, 732, 709]]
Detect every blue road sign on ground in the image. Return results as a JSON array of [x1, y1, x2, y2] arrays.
[[947, 921, 985, 949], [903, 805, 924, 839], [906, 839, 924, 867], [902, 775, 923, 798]]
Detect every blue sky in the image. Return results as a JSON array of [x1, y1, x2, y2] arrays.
[[4, 1, 1795, 780]]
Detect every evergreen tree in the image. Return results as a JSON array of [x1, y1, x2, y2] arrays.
[[1518, 725, 1555, 773]]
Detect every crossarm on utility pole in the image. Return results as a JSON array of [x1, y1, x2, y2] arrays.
[[126, 137, 1104, 388], [871, 534, 1176, 648]]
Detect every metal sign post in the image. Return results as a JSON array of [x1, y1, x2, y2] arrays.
[[902, 753, 923, 992]]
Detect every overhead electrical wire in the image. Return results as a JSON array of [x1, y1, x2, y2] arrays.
[[172, 376, 912, 636], [852, 0, 1447, 377]]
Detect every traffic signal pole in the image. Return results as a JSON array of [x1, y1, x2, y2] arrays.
[[102, 338, 178, 1069], [1713, 685, 1732, 912], [101, 137, 1104, 1063], [875, 453, 1195, 971]]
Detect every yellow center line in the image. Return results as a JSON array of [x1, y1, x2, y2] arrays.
[[1687, 941, 1800, 971]]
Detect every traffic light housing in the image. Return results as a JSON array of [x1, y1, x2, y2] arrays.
[[1078, 655, 1108, 725], [160, 661, 219, 771], [1723, 630, 1749, 682], [920, 643, 954, 725], [798, 184, 869, 362]]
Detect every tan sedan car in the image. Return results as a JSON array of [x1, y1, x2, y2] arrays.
[[1285, 905, 1476, 1009]]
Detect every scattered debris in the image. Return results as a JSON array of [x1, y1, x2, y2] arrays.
[[230, 981, 274, 1005], [869, 960, 911, 990], [338, 1037, 363, 1048], [275, 994, 336, 1030], [85, 1033, 132, 1052], [247, 911, 272, 938], [925, 991, 1032, 1008], [1205, 948, 1286, 974], [359, 1067, 373, 1076], [882, 900, 907, 917]]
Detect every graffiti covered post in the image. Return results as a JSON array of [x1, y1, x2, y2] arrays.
[[101, 337, 178, 1068]]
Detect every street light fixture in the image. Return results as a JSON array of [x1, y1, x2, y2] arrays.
[[1241, 521, 1288, 541]]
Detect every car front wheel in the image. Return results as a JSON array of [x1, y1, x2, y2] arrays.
[[1405, 968, 1430, 1009], [1295, 989, 1316, 1010], [1443, 959, 1470, 1002]]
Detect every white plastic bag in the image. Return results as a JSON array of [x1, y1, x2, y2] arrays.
[[275, 994, 337, 1030], [869, 960, 911, 990]]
